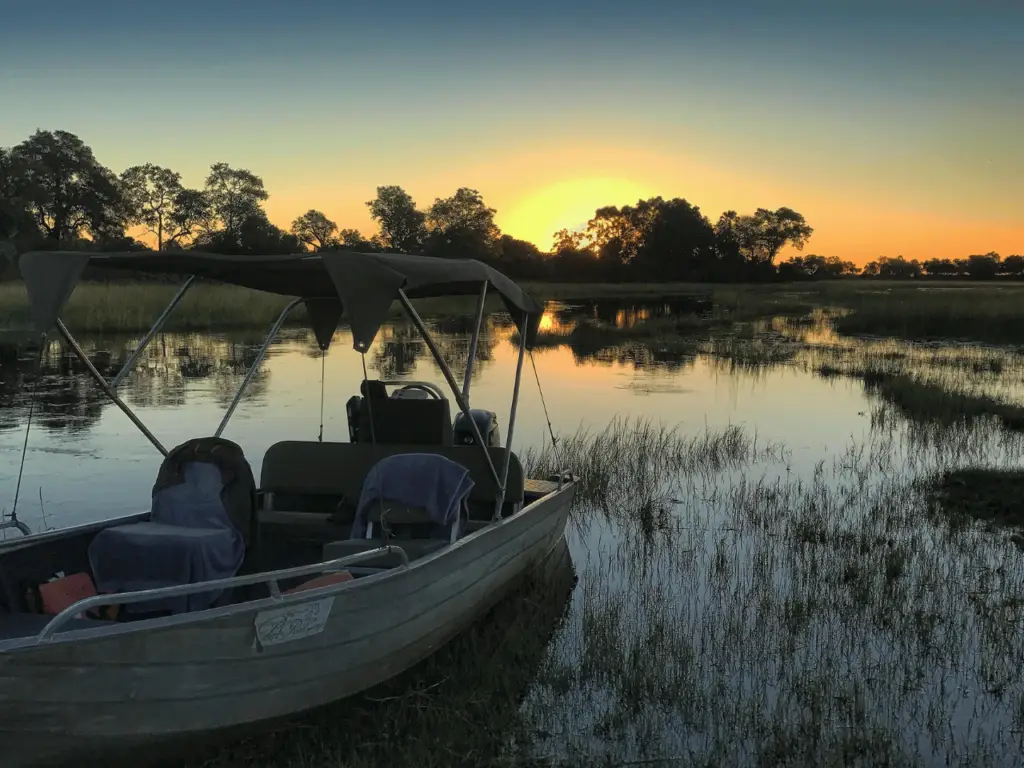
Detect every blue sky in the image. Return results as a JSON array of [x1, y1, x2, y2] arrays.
[[1, 0, 1021, 258]]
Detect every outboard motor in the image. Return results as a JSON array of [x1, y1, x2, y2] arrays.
[[453, 409, 501, 447]]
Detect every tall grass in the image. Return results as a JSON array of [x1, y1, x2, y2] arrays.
[[831, 284, 1024, 345]]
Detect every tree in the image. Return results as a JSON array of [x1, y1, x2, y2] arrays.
[[552, 228, 587, 253], [732, 207, 814, 264], [863, 255, 921, 279], [964, 252, 1000, 280], [120, 164, 183, 250], [164, 188, 213, 249], [778, 254, 857, 280], [196, 209, 299, 255], [366, 185, 425, 253], [337, 228, 379, 251], [0, 147, 40, 248], [424, 187, 500, 259], [290, 209, 338, 251], [629, 197, 717, 281], [921, 258, 961, 278], [8, 129, 125, 245], [1003, 255, 1024, 278], [204, 162, 268, 240]]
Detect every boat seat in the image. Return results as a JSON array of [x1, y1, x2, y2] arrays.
[[259, 442, 524, 524], [88, 461, 246, 616], [322, 538, 448, 568], [346, 379, 454, 446]]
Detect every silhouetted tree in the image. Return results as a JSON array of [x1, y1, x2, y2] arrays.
[[7, 130, 124, 246], [366, 185, 424, 253], [964, 252, 1000, 280], [1003, 255, 1024, 278], [165, 188, 213, 249], [732, 207, 814, 265], [121, 163, 184, 250], [423, 188, 499, 260], [552, 228, 586, 252], [203, 162, 268, 240], [337, 228, 380, 251], [777, 254, 857, 280], [290, 209, 338, 251], [630, 198, 717, 281], [862, 255, 921, 279], [921, 258, 962, 278]]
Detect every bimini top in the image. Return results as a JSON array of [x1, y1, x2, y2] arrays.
[[17, 250, 544, 350]]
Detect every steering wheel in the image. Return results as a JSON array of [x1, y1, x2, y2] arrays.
[[393, 383, 442, 400]]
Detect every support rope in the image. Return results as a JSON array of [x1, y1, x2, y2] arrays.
[[10, 335, 46, 522]]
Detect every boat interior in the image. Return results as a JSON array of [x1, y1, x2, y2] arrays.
[[0, 378, 563, 643]]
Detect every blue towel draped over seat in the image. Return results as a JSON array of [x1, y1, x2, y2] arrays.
[[350, 453, 475, 541], [87, 462, 245, 615]]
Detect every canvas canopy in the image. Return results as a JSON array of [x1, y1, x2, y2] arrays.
[[16, 250, 543, 350]]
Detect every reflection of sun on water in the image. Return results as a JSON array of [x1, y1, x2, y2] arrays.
[[500, 177, 652, 250]]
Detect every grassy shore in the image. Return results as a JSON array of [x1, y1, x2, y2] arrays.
[[4, 277, 1024, 345]]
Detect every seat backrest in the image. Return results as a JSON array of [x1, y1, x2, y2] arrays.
[[154, 437, 258, 546], [260, 442, 524, 516], [355, 397, 454, 445]]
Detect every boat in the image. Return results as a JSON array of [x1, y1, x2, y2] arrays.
[[0, 250, 577, 767]]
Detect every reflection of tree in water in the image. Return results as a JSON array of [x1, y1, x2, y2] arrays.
[[0, 341, 106, 435], [567, 341, 698, 373], [0, 331, 272, 434], [368, 316, 498, 384], [561, 297, 713, 328], [370, 324, 424, 379]]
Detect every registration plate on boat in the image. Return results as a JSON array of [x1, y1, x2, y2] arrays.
[[253, 596, 334, 649]]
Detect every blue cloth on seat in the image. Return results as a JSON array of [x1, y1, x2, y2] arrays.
[[350, 453, 475, 539], [87, 462, 244, 615]]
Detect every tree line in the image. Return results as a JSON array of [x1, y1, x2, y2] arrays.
[[1, 129, 1016, 283]]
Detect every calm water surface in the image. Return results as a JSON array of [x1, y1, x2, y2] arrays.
[[0, 298, 869, 533]]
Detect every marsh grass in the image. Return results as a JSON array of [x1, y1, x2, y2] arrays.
[[0, 281, 490, 334], [516, 424, 1024, 766], [832, 285, 1024, 345], [926, 469, 1024, 531]]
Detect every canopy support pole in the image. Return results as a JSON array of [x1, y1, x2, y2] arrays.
[[111, 275, 196, 390], [215, 298, 302, 438], [462, 281, 488, 405], [55, 320, 169, 457], [396, 290, 503, 490], [495, 313, 527, 519]]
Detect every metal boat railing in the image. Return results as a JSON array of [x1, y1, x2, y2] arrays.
[[36, 545, 409, 642]]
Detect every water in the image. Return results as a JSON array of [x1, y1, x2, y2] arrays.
[[0, 299, 870, 533], [2, 296, 1024, 766]]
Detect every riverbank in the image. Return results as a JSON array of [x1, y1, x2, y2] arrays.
[[4, 279, 1024, 345]]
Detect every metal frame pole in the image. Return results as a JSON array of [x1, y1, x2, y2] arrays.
[[214, 298, 302, 438], [462, 281, 488, 404], [495, 313, 527, 519], [111, 276, 196, 390], [55, 320, 169, 457], [396, 290, 503, 489]]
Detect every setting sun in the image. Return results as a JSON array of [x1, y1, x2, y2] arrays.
[[498, 177, 653, 251]]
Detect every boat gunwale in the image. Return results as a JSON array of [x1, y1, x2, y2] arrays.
[[0, 480, 577, 653]]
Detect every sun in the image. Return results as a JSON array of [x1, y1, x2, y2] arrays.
[[498, 177, 653, 251]]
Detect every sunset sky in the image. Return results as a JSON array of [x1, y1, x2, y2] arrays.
[[1, 0, 1021, 264]]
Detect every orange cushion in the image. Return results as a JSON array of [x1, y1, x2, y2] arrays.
[[283, 571, 353, 595], [39, 572, 98, 615]]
